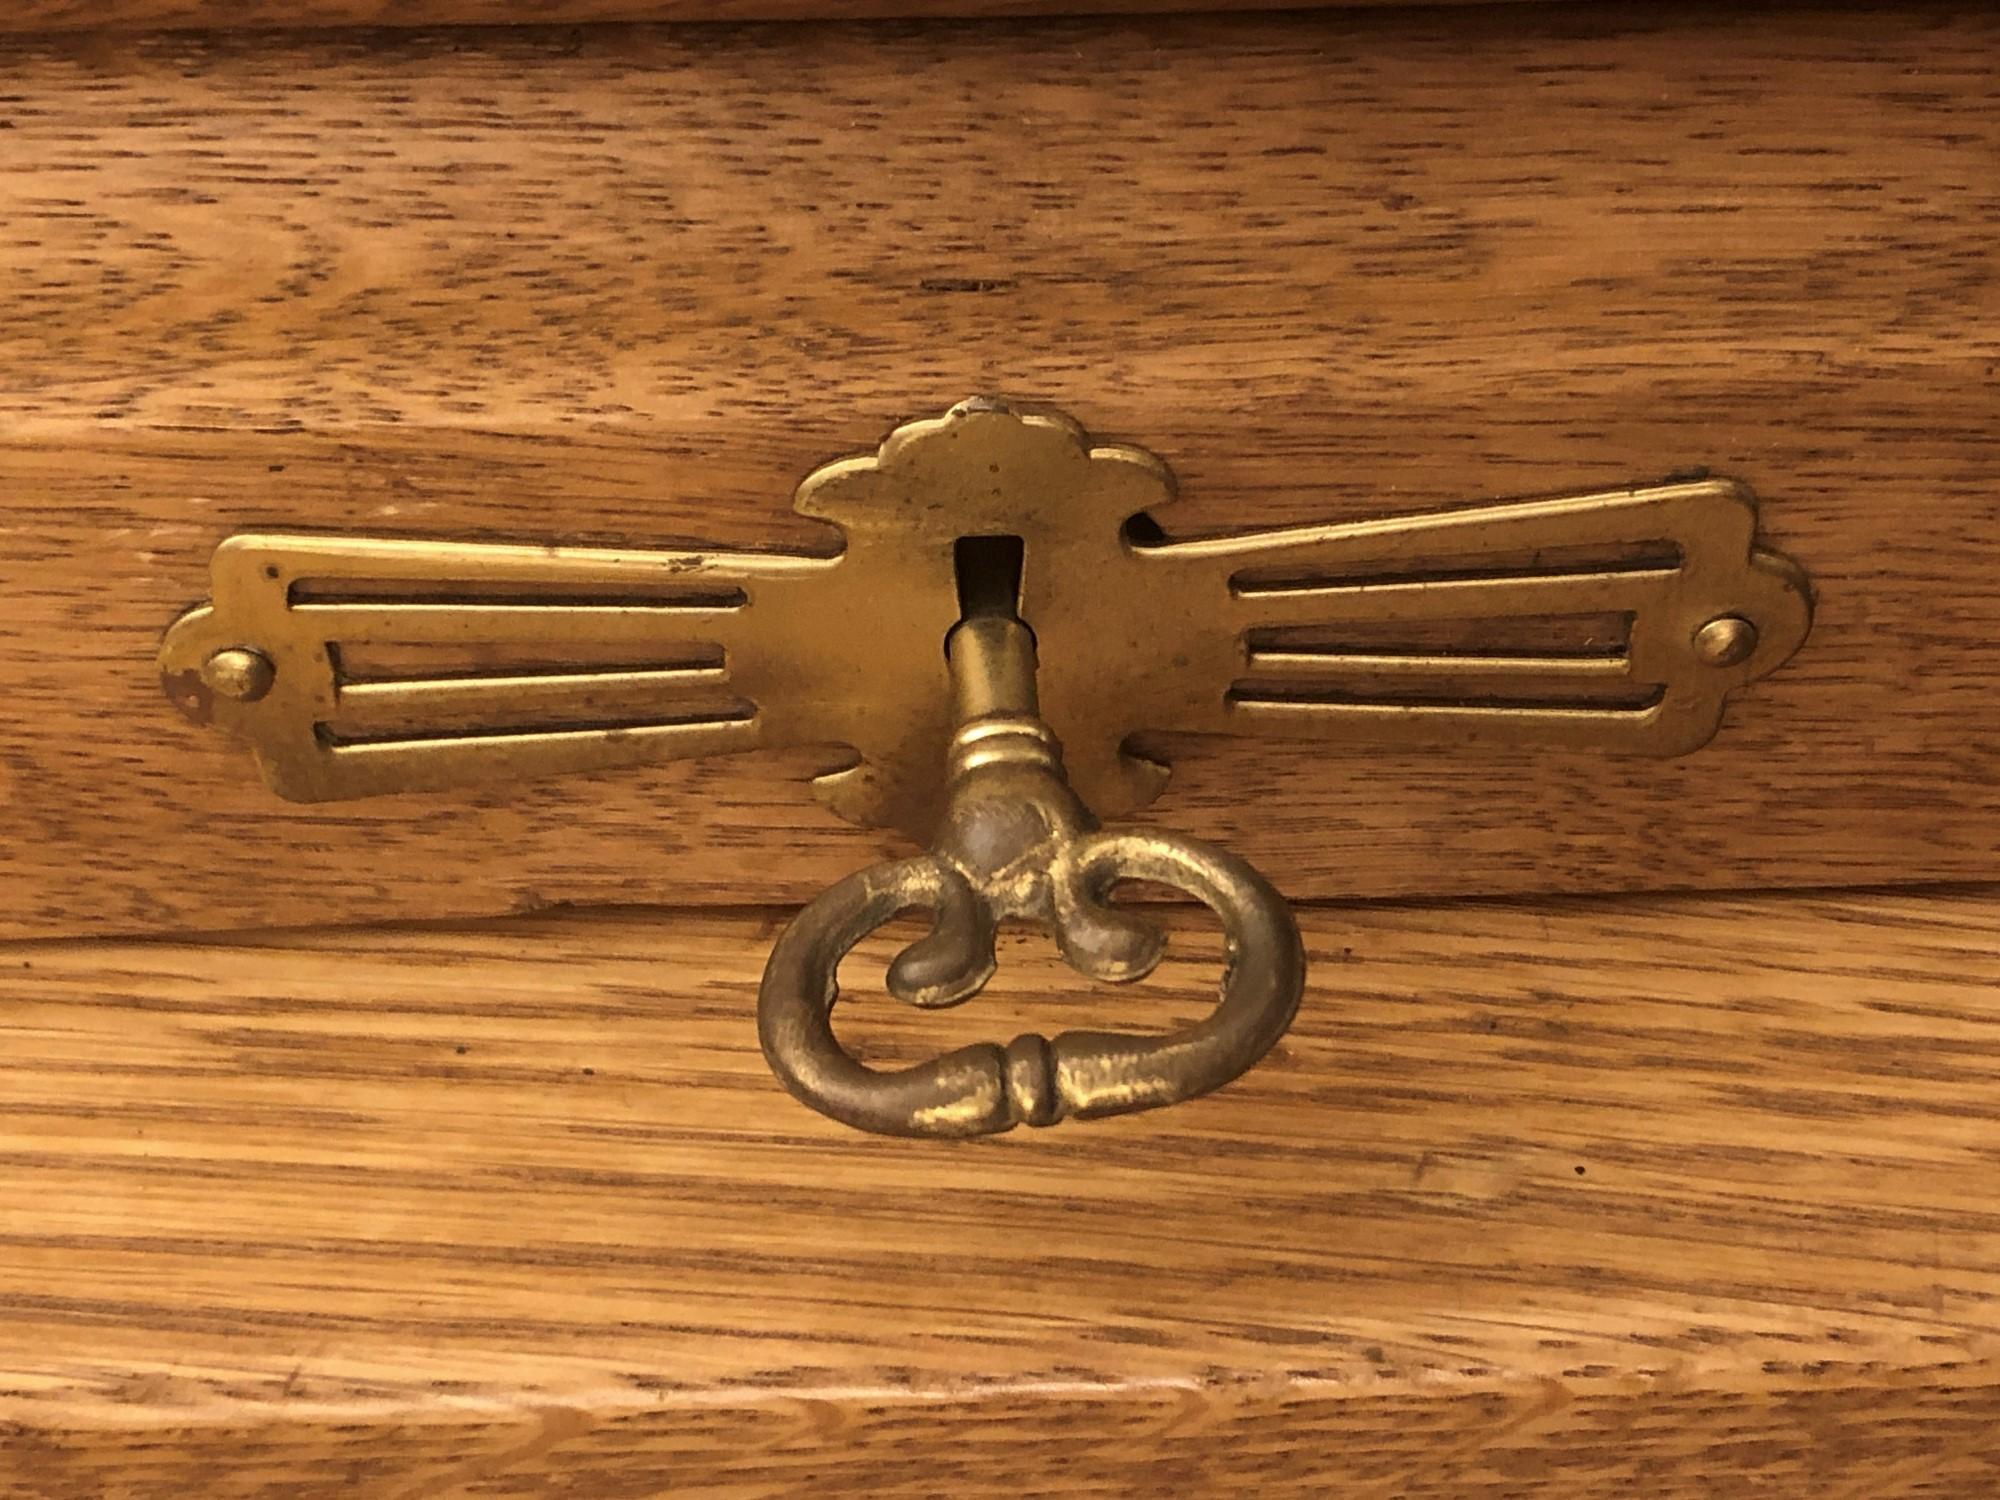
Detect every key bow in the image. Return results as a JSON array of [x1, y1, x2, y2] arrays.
[[756, 614, 1306, 1137]]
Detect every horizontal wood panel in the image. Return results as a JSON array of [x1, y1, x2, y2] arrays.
[[0, 0, 1429, 30], [2, 8, 1999, 937], [2, 889, 1999, 1495]]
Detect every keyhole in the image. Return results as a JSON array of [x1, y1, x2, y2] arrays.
[[953, 534, 1026, 625]]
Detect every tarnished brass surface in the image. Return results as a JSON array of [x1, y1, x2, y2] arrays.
[[757, 614, 1305, 1137], [160, 398, 1814, 837]]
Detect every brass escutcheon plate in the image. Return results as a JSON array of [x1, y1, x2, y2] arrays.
[[161, 398, 1813, 835]]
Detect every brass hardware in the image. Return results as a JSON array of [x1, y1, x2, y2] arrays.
[[1692, 614, 1760, 668], [160, 398, 1813, 835], [159, 397, 1815, 1135], [758, 611, 1304, 1137], [201, 647, 277, 705]]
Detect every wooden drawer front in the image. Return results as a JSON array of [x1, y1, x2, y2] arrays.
[[3, 5, 1997, 939], [4, 890, 1999, 1495]]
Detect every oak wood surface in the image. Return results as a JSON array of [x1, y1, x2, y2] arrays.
[[2, 8, 1998, 939], [0, 0, 1445, 30], [2, 888, 1999, 1495]]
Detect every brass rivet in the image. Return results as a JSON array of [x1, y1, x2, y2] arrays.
[[201, 647, 276, 703], [1692, 615, 1758, 668]]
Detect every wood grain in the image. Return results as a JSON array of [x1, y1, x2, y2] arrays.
[[0, 0, 1444, 30], [2, 8, 1998, 939], [2, 888, 1999, 1495]]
